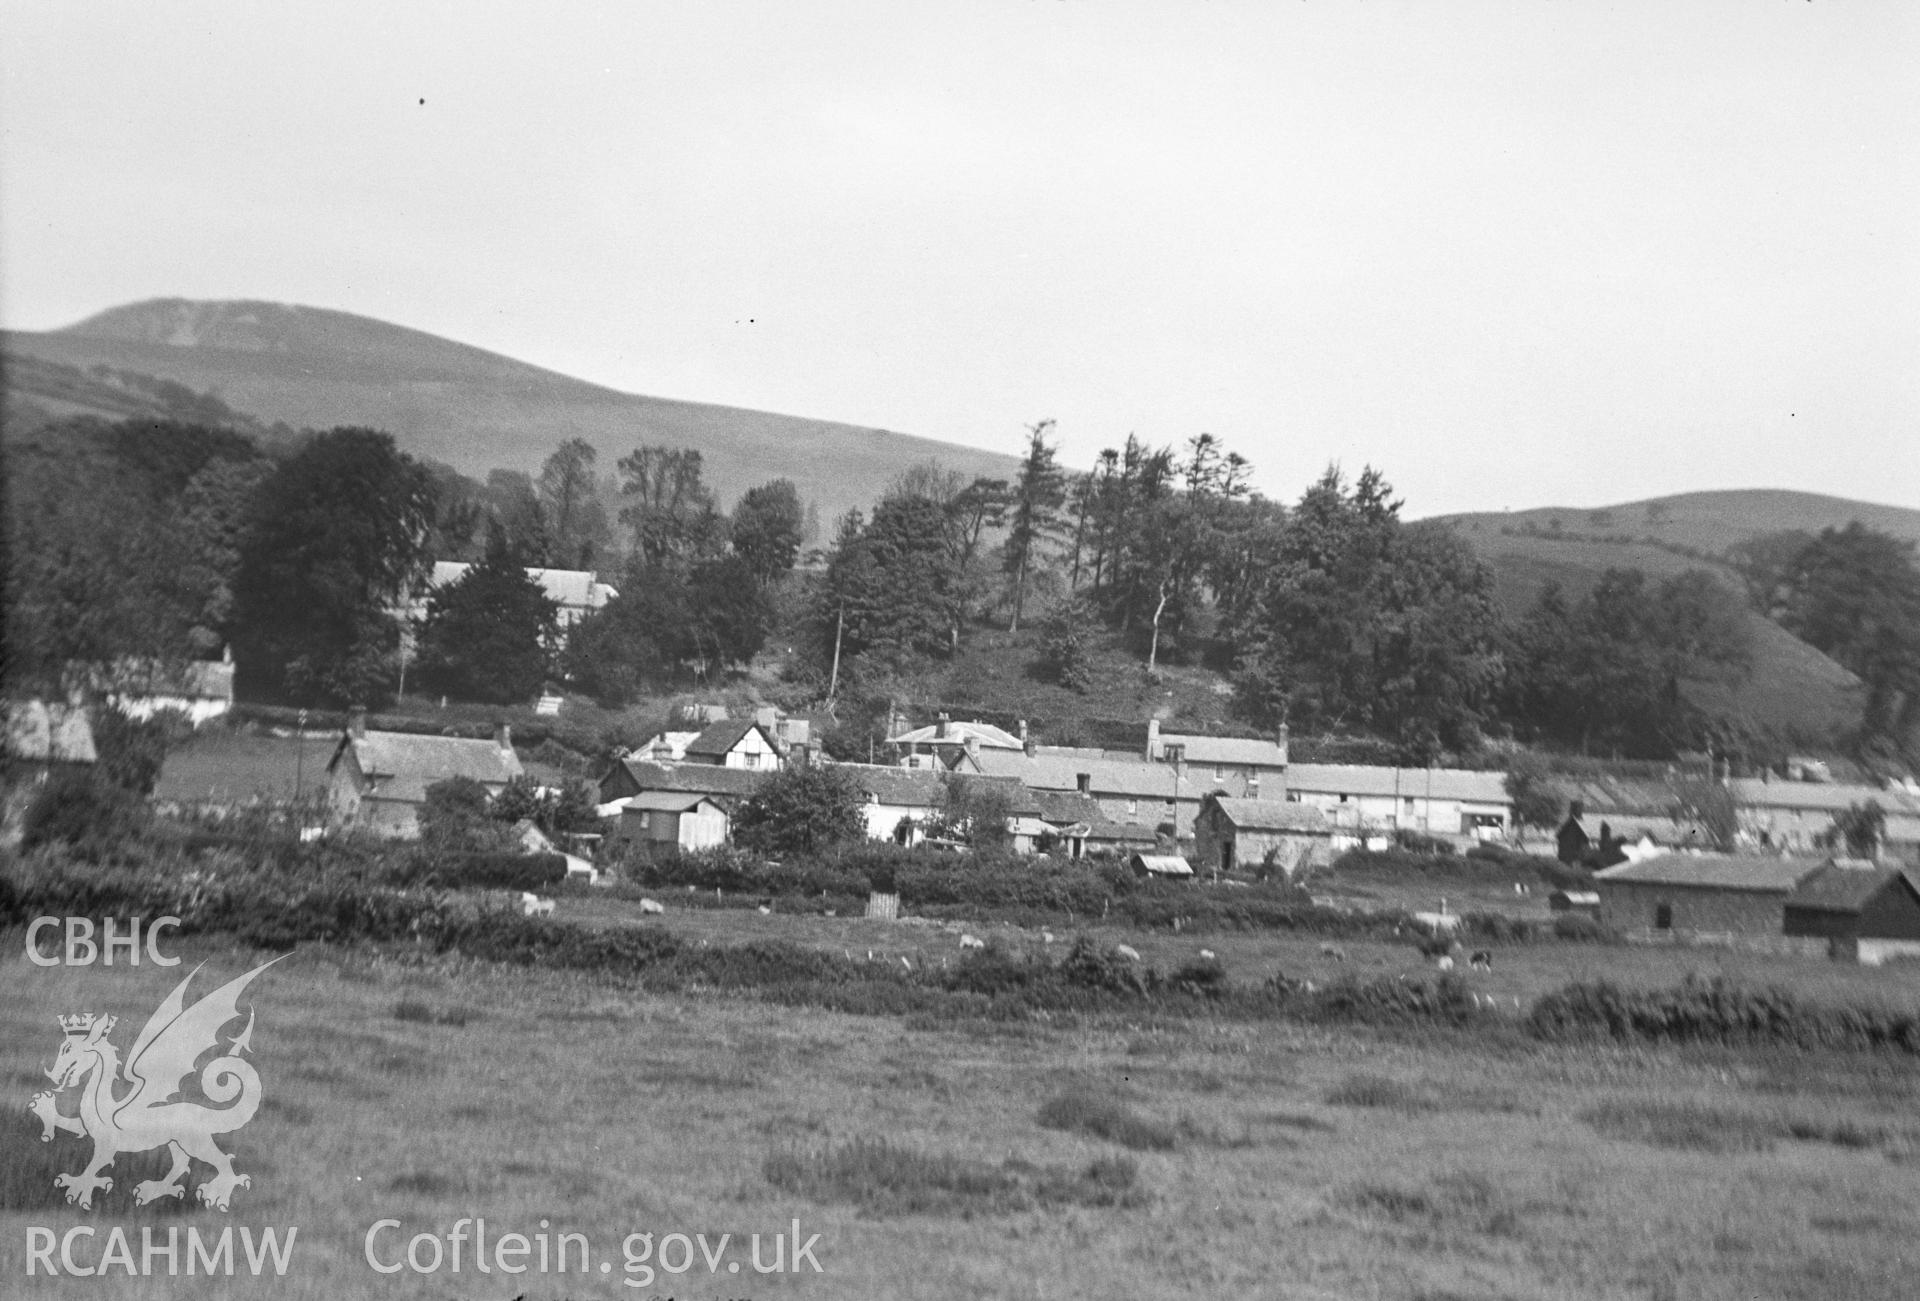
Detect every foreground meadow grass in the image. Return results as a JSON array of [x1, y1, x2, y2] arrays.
[[4, 923, 1920, 1300]]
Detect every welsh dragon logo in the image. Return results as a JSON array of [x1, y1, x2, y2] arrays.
[[30, 957, 282, 1211]]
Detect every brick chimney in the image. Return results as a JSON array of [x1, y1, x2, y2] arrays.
[[1276, 723, 1289, 765], [347, 705, 367, 740], [1145, 717, 1161, 760], [495, 721, 512, 751], [1018, 718, 1028, 745], [936, 712, 950, 739], [1024, 735, 1037, 758]]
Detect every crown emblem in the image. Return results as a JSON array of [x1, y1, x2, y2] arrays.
[[58, 1013, 111, 1036]]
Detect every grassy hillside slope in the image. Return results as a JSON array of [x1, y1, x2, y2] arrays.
[[1437, 490, 1920, 555], [3, 298, 1021, 521]]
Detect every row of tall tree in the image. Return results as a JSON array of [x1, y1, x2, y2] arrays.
[[5, 417, 815, 709]]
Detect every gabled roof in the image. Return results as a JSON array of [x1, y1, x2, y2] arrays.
[[1131, 853, 1194, 877], [1594, 852, 1823, 894], [1288, 763, 1510, 804], [1731, 778, 1920, 818], [1084, 820, 1159, 847], [1784, 861, 1915, 913], [1031, 790, 1106, 827], [684, 718, 775, 759], [4, 701, 98, 764], [888, 718, 1024, 750], [330, 730, 523, 804], [1206, 796, 1330, 833], [1162, 734, 1288, 768], [610, 758, 767, 799], [832, 763, 948, 807], [971, 749, 1184, 800], [625, 790, 725, 814]]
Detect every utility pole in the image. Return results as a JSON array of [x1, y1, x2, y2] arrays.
[[827, 604, 845, 702], [293, 708, 309, 838]]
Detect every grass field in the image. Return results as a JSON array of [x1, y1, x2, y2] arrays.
[[8, 907, 1920, 1301]]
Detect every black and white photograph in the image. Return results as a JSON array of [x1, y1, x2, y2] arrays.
[[3, 3, 1918, 1297]]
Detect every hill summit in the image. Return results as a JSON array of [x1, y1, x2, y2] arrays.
[[5, 297, 1021, 523]]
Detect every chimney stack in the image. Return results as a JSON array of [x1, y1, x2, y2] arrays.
[[1248, 773, 1261, 798], [1276, 723, 1290, 764], [495, 721, 512, 751], [1076, 772, 1092, 795], [1146, 717, 1161, 761], [1568, 799, 1584, 823], [936, 712, 950, 739], [1024, 735, 1037, 758], [1018, 718, 1028, 744], [347, 705, 367, 740]]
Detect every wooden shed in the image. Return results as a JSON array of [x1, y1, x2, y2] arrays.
[[1129, 853, 1194, 881], [1783, 861, 1920, 965]]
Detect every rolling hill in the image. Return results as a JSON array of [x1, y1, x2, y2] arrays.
[[1431, 494, 1920, 749], [1, 298, 1021, 523]]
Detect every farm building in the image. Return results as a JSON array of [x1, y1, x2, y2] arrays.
[[1782, 860, 1920, 965], [600, 759, 766, 848], [620, 791, 732, 853], [1191, 793, 1331, 881], [1593, 852, 1824, 939], [1548, 889, 1601, 915], [326, 712, 523, 838], [1285, 763, 1510, 842], [1130, 853, 1194, 880]]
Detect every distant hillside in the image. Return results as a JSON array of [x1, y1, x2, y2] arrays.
[[2, 298, 1021, 522], [1435, 492, 1891, 750]]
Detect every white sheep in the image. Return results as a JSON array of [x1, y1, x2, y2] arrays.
[[520, 893, 555, 918], [959, 934, 986, 950], [1434, 955, 1455, 972], [638, 897, 665, 916], [1114, 944, 1142, 962], [1199, 949, 1216, 960], [1042, 930, 1055, 944]]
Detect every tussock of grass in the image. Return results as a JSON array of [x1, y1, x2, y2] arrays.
[[1343, 1170, 1520, 1237], [392, 999, 475, 1026], [1325, 1073, 1428, 1111], [764, 1137, 1144, 1215], [1581, 1099, 1795, 1154], [387, 1170, 454, 1195], [1038, 1092, 1179, 1151]]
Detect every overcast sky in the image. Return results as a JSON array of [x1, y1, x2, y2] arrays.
[[2, 2, 1914, 517]]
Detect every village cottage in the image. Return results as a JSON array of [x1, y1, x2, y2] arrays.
[[326, 710, 523, 838], [601, 758, 767, 852]]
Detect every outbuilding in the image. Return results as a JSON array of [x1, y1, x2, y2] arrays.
[[1130, 853, 1194, 881], [1783, 860, 1920, 965], [1593, 852, 1823, 939], [1191, 793, 1332, 882]]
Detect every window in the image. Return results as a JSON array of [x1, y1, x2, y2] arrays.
[[1654, 903, 1673, 930], [1126, 799, 1138, 816], [1214, 766, 1226, 781]]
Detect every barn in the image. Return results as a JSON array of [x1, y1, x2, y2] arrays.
[[1191, 794, 1332, 882], [1782, 860, 1920, 966], [1593, 852, 1824, 939]]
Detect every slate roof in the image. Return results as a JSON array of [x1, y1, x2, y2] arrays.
[[683, 719, 771, 759], [4, 701, 98, 764], [1206, 796, 1330, 832], [1132, 854, 1194, 877], [972, 749, 1185, 799], [1784, 862, 1914, 913], [1162, 733, 1288, 768], [1031, 790, 1106, 827], [1731, 778, 1920, 818], [1288, 763, 1511, 804], [609, 758, 767, 799], [1594, 852, 1824, 894], [330, 730, 523, 804], [832, 763, 948, 807]]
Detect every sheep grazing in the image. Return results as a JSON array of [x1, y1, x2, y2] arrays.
[[519, 893, 555, 918], [1434, 954, 1455, 972], [959, 934, 986, 950], [1469, 950, 1493, 971], [1113, 944, 1142, 962], [1199, 949, 1216, 960], [756, 905, 772, 915], [637, 897, 665, 916], [1320, 943, 1347, 962], [1042, 930, 1055, 944]]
